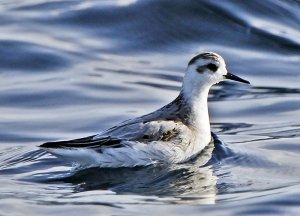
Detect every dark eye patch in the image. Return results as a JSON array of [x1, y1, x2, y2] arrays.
[[207, 63, 218, 72]]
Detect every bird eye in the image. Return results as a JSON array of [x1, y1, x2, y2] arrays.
[[207, 63, 218, 72]]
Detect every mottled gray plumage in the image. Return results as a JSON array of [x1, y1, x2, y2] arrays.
[[42, 92, 192, 149]]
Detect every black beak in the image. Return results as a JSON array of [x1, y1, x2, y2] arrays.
[[224, 73, 250, 84]]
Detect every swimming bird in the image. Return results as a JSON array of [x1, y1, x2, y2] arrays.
[[40, 52, 250, 168]]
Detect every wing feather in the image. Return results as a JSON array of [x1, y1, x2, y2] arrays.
[[40, 136, 122, 149], [40, 120, 187, 150]]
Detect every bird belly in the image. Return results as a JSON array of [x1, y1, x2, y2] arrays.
[[45, 135, 212, 168]]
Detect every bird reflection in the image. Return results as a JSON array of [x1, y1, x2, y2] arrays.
[[59, 134, 227, 204]]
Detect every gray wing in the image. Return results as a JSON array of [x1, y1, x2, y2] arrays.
[[40, 120, 188, 150], [40, 96, 189, 149], [98, 119, 184, 141]]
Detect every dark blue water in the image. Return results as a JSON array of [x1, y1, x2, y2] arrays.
[[0, 0, 300, 215]]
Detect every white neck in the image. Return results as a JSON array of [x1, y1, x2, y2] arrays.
[[182, 81, 212, 144]]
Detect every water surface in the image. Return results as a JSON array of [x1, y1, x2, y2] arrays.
[[0, 0, 300, 215]]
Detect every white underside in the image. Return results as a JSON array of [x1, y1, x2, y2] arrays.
[[44, 138, 210, 168]]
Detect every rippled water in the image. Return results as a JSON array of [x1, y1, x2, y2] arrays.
[[0, 0, 300, 215]]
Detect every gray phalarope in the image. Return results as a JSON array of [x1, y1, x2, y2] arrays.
[[40, 52, 250, 168]]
